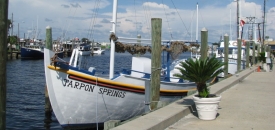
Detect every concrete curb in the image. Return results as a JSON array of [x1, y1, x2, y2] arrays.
[[111, 66, 258, 130]]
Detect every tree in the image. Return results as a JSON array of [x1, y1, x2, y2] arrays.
[[7, 36, 18, 51], [7, 19, 11, 30], [81, 38, 89, 43], [7, 36, 17, 44]]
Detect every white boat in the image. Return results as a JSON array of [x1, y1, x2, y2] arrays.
[[91, 46, 105, 54], [43, 0, 197, 128], [215, 40, 246, 76], [77, 43, 91, 56], [44, 46, 196, 128]]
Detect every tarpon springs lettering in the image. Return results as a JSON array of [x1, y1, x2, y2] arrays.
[[62, 79, 126, 98], [98, 88, 126, 98]]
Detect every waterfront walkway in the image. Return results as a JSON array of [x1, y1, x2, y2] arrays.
[[112, 65, 275, 130], [165, 67, 275, 130]]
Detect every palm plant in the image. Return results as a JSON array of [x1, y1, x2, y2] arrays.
[[258, 52, 266, 63], [173, 56, 225, 98]]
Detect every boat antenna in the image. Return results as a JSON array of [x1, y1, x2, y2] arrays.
[[196, 2, 198, 43], [142, 0, 152, 37], [161, 0, 173, 39], [170, 0, 191, 38], [87, 0, 101, 40], [134, 0, 139, 35]]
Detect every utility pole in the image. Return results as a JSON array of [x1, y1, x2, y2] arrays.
[[245, 17, 256, 40], [11, 13, 13, 36], [262, 0, 266, 44], [0, 0, 9, 129], [237, 0, 239, 39]]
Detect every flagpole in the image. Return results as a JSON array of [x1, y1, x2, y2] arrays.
[[240, 20, 245, 40]]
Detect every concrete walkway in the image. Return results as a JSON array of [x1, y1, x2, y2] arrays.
[[111, 65, 275, 130], [166, 69, 275, 130]]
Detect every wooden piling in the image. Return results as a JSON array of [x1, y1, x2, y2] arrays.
[[137, 34, 141, 57], [0, 0, 8, 129], [150, 18, 162, 110], [252, 41, 256, 65], [200, 27, 208, 60], [237, 39, 241, 72], [104, 120, 120, 130], [224, 34, 229, 78], [144, 79, 151, 113], [255, 44, 258, 64], [44, 85, 52, 129], [46, 26, 52, 50], [245, 41, 250, 68], [44, 26, 53, 126]]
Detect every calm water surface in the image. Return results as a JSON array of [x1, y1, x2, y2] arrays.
[[6, 50, 191, 129]]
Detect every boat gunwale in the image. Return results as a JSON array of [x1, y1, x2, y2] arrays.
[[47, 65, 195, 93]]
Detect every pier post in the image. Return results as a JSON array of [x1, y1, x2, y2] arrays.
[[104, 120, 120, 130], [224, 34, 229, 78], [255, 44, 258, 64], [137, 34, 141, 57], [261, 44, 265, 52], [200, 28, 208, 60], [0, 0, 8, 129], [145, 79, 151, 113], [46, 26, 52, 50], [252, 41, 256, 66], [245, 41, 250, 68], [44, 26, 53, 128], [44, 85, 52, 129], [237, 39, 241, 72], [150, 18, 162, 110]]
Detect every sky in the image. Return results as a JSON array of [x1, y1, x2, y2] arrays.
[[8, 0, 275, 43]]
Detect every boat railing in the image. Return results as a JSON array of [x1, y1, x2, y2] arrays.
[[121, 69, 185, 83]]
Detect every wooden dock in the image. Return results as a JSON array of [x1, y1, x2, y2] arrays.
[[7, 51, 21, 59]]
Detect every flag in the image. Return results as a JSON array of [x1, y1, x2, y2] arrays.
[[240, 20, 245, 27]]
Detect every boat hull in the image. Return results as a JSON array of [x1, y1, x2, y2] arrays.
[[44, 48, 195, 128], [21, 47, 44, 59]]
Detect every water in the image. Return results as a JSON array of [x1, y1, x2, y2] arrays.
[[6, 50, 191, 129]]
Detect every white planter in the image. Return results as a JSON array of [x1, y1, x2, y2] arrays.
[[193, 95, 222, 120]]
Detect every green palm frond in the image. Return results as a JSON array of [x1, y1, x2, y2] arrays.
[[173, 56, 225, 97]]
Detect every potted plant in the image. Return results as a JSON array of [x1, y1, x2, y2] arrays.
[[173, 56, 225, 120], [258, 52, 267, 71]]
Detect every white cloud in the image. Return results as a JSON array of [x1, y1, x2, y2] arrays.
[[8, 0, 275, 42]]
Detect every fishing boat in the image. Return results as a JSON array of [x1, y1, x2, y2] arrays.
[[215, 40, 246, 76], [44, 43, 196, 128], [213, 0, 263, 77], [91, 46, 105, 54], [21, 39, 64, 59], [44, 0, 198, 129], [21, 39, 44, 59], [78, 43, 91, 56]]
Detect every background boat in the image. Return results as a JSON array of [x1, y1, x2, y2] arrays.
[[20, 39, 44, 59]]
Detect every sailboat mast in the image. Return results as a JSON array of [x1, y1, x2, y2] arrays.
[[36, 16, 38, 40], [109, 0, 118, 79], [196, 2, 198, 43]]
